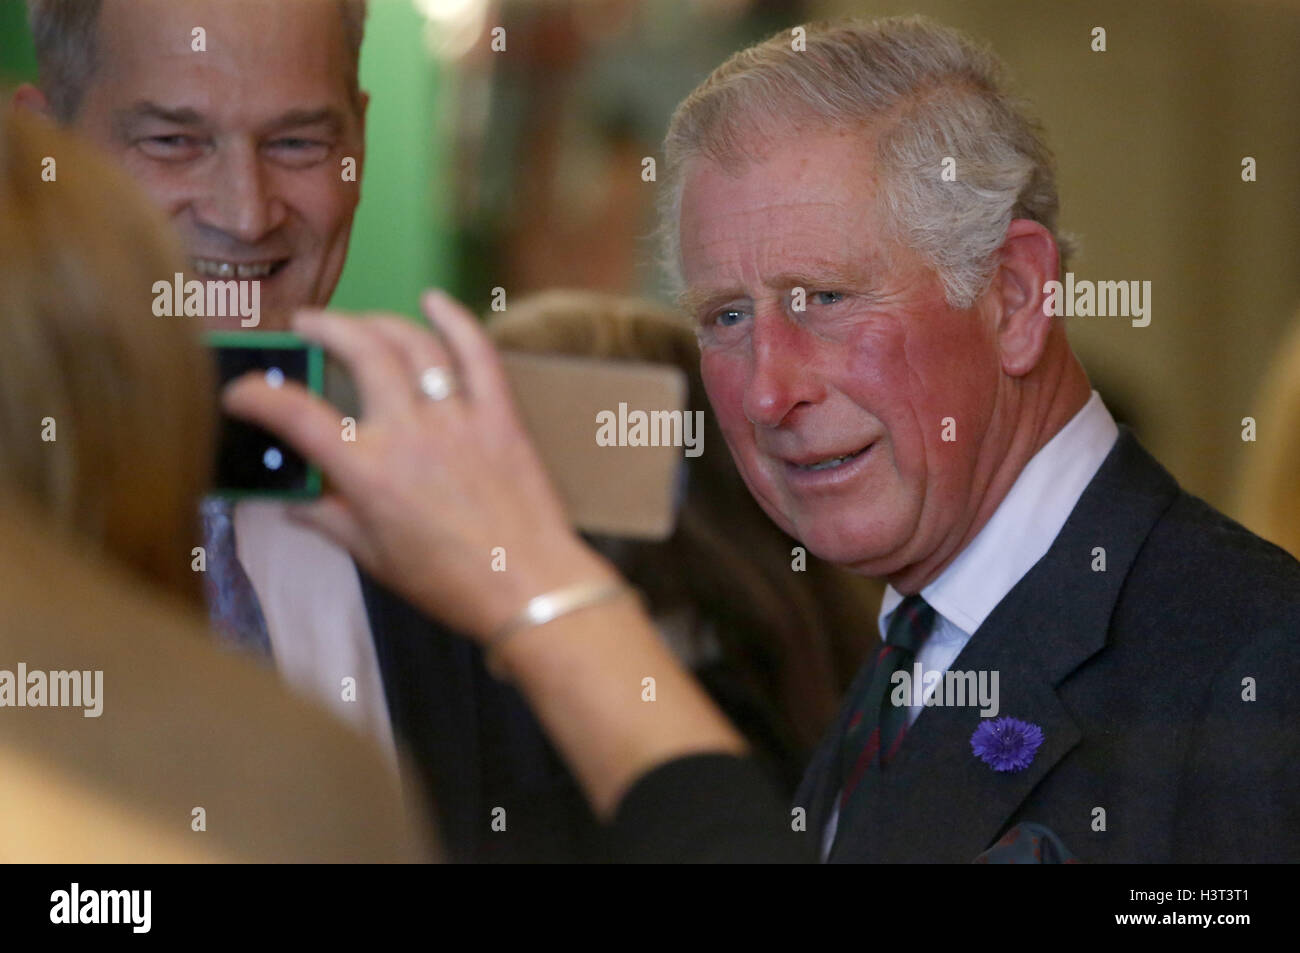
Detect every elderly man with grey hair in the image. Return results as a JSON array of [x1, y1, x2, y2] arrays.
[[228, 14, 1300, 864], [652, 15, 1298, 863]]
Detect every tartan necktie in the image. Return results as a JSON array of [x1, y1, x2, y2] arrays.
[[200, 498, 273, 661], [836, 594, 936, 813]]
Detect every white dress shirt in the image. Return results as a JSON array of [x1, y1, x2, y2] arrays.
[[233, 500, 399, 770], [821, 390, 1119, 858]]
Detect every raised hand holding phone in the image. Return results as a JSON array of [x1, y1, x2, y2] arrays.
[[220, 292, 612, 641], [220, 289, 746, 819]]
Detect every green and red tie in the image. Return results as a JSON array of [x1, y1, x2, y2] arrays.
[[837, 594, 936, 813]]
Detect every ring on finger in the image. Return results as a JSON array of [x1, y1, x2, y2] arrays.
[[417, 365, 458, 402]]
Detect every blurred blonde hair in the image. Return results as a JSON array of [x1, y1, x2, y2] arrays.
[[1233, 312, 1300, 559], [488, 290, 880, 765], [0, 111, 213, 604]]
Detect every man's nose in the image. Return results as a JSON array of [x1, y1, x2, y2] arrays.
[[195, 142, 286, 243], [742, 310, 823, 428]]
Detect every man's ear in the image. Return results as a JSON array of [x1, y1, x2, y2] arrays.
[[353, 89, 369, 195], [10, 84, 53, 119], [992, 219, 1059, 378]]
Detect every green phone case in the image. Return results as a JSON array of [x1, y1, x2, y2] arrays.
[[205, 331, 324, 500]]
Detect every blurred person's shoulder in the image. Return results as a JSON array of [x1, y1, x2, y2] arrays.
[[0, 503, 433, 863]]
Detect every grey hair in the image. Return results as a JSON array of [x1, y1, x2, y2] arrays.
[[659, 16, 1074, 309], [27, 0, 368, 122]]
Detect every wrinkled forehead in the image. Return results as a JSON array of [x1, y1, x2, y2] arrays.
[[676, 130, 892, 284], [93, 0, 357, 120]]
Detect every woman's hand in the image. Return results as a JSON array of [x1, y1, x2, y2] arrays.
[[224, 289, 749, 817], [221, 289, 617, 642]]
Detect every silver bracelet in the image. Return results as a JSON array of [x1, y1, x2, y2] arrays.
[[486, 579, 637, 680]]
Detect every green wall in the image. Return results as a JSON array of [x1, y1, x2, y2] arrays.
[[0, 0, 37, 81], [333, 0, 453, 319]]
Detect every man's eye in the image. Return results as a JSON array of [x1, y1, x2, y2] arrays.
[[266, 139, 330, 163], [696, 306, 750, 347], [137, 135, 204, 159], [811, 291, 846, 306]]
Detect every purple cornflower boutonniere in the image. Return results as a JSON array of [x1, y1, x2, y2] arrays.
[[971, 717, 1044, 772]]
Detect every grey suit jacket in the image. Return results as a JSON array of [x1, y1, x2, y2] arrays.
[[795, 427, 1300, 863]]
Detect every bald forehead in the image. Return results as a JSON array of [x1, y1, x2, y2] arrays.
[[94, 0, 357, 113]]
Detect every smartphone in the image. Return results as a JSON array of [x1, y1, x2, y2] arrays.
[[206, 331, 323, 499], [499, 351, 688, 541]]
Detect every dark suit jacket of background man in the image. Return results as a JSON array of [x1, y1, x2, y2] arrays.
[[602, 427, 1300, 862], [359, 575, 608, 862], [360, 568, 806, 862]]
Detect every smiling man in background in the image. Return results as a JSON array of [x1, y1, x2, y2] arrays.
[[12, 0, 419, 808], [15, 0, 365, 330]]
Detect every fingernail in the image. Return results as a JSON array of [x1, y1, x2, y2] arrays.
[[218, 376, 249, 410]]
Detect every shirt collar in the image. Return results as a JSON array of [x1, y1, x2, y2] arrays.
[[879, 390, 1119, 641]]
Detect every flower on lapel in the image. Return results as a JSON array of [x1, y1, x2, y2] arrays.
[[971, 717, 1044, 772]]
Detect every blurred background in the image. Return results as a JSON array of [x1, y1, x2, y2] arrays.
[[3, 0, 1297, 533]]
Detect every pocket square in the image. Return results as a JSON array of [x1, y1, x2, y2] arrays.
[[972, 822, 1079, 863]]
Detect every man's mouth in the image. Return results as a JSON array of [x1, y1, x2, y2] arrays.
[[788, 444, 873, 472], [191, 257, 289, 280]]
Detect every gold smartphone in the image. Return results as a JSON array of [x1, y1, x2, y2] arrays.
[[500, 351, 689, 541]]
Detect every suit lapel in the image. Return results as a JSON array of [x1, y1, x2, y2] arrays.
[[826, 428, 1181, 862], [833, 591, 1098, 862]]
